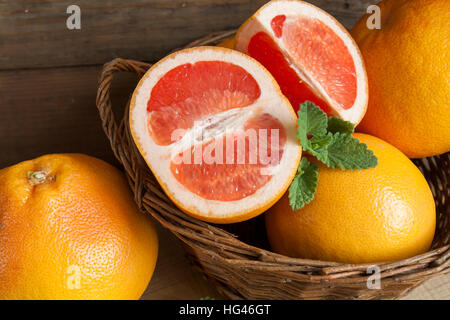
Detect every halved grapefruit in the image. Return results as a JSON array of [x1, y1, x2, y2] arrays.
[[235, 0, 368, 125], [130, 47, 301, 223]]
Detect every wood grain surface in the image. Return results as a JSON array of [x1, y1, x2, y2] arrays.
[[0, 0, 375, 70], [1, 0, 448, 300]]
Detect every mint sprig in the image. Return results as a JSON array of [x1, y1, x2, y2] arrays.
[[297, 101, 328, 147], [288, 102, 378, 211], [289, 158, 319, 211], [325, 133, 378, 170], [327, 116, 355, 134]]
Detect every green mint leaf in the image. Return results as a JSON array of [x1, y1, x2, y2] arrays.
[[296, 101, 328, 150], [307, 133, 333, 163], [327, 117, 355, 134], [325, 133, 378, 170], [289, 158, 319, 210], [310, 133, 333, 151]]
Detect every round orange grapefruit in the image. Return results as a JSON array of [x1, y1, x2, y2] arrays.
[[129, 46, 302, 223], [0, 154, 158, 299], [351, 0, 450, 158], [265, 133, 436, 264], [234, 0, 368, 125]]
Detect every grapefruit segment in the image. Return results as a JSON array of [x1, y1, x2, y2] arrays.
[[235, 0, 368, 125], [130, 47, 301, 223], [170, 113, 286, 202], [281, 15, 357, 110], [147, 61, 261, 145], [248, 31, 331, 114], [271, 15, 286, 38]]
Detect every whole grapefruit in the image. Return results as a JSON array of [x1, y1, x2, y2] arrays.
[[0, 154, 158, 299], [351, 0, 450, 158], [265, 134, 436, 263]]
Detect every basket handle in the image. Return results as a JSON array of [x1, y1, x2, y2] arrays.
[[96, 58, 151, 162]]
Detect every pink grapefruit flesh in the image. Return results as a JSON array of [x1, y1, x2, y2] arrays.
[[170, 113, 286, 201], [280, 15, 357, 110], [235, 0, 368, 125], [248, 31, 331, 114], [130, 47, 302, 223], [147, 61, 261, 146]]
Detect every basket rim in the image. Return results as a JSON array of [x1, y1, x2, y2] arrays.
[[95, 30, 450, 298]]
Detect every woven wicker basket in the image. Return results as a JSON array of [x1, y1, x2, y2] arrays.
[[96, 31, 450, 300]]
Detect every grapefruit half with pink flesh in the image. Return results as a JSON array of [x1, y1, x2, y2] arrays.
[[130, 47, 301, 223], [235, 0, 368, 125]]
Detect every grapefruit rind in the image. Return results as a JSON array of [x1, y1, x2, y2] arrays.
[[235, 0, 368, 124], [129, 46, 301, 223]]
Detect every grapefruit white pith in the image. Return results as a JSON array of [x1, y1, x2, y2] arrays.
[[235, 0, 368, 125], [129, 47, 302, 223]]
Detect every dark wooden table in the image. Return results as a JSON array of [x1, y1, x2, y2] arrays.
[[1, 0, 448, 299]]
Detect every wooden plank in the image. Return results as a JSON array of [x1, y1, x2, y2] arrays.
[[402, 276, 450, 300], [0, 0, 377, 70], [0, 65, 135, 168], [0, 0, 267, 70]]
